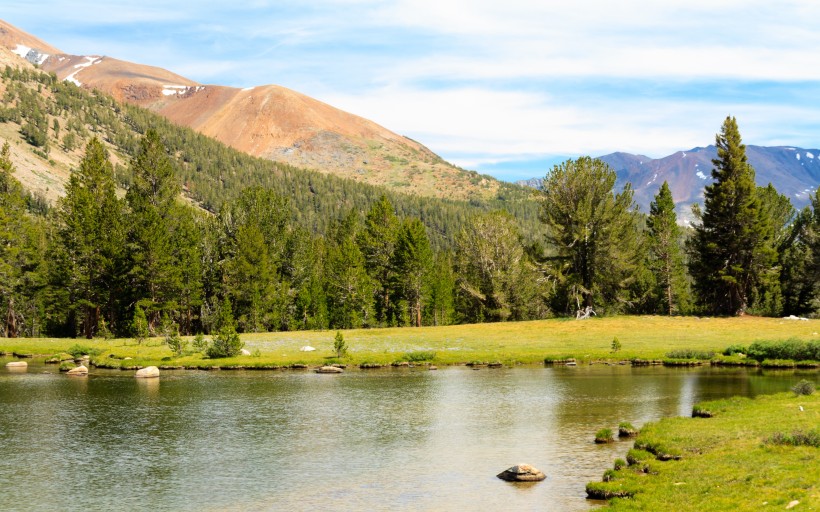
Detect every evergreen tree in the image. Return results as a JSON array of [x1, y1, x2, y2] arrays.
[[325, 211, 373, 329], [125, 129, 181, 331], [392, 217, 433, 327], [688, 117, 776, 315], [539, 157, 642, 315], [425, 252, 456, 326], [50, 138, 124, 337], [359, 196, 399, 325], [647, 181, 689, 315]]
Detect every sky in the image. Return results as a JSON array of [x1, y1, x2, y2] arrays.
[[5, 1, 820, 181]]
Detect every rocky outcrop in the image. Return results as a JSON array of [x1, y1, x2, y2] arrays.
[[135, 366, 160, 378], [497, 464, 546, 482]]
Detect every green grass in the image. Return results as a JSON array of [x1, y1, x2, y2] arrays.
[[1, 315, 819, 369], [589, 392, 820, 511]]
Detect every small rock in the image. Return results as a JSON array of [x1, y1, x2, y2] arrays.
[[299, 346, 316, 352], [315, 366, 343, 374], [5, 361, 28, 368], [66, 365, 88, 376], [429, 365, 438, 371], [240, 349, 251, 356], [135, 366, 160, 378], [497, 463, 546, 482], [786, 500, 800, 510]]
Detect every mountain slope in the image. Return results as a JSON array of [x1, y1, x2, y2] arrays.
[[0, 19, 498, 201]]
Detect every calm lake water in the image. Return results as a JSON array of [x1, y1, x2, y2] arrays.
[[1, 360, 817, 511]]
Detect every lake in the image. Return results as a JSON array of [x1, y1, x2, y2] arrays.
[[1, 360, 816, 511]]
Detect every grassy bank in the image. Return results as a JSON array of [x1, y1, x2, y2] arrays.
[[2, 315, 818, 369], [588, 390, 820, 510]]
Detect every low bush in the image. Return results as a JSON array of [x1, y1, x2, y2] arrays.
[[404, 350, 436, 362], [722, 344, 748, 356], [665, 349, 715, 360], [67, 344, 101, 358], [747, 339, 820, 362], [792, 379, 816, 396], [767, 429, 820, 448]]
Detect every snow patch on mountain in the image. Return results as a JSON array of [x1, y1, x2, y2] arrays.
[[162, 85, 205, 96], [65, 56, 103, 87], [12, 44, 49, 65], [807, 152, 814, 159], [796, 153, 801, 160]]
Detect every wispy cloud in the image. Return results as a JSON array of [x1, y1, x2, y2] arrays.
[[5, 1, 820, 180]]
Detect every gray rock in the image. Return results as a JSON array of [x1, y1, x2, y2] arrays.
[[497, 463, 546, 482], [5, 361, 28, 368], [66, 365, 88, 376], [315, 366, 343, 374], [240, 349, 252, 356]]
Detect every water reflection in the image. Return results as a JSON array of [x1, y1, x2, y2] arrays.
[[0, 359, 816, 511]]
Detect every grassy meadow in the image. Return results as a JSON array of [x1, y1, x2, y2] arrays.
[[588, 391, 820, 510], [2, 315, 818, 369]]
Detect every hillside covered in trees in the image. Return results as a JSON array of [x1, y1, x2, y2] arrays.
[[1, 63, 819, 340]]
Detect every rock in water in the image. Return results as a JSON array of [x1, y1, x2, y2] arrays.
[[66, 365, 88, 376], [5, 361, 28, 368], [497, 463, 546, 482], [135, 366, 160, 378], [315, 366, 344, 374]]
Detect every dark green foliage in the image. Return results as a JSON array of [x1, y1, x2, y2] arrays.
[[392, 217, 433, 326], [689, 117, 778, 315], [359, 196, 400, 325], [66, 343, 102, 358], [767, 429, 820, 447], [723, 344, 748, 356], [791, 379, 815, 396], [333, 331, 348, 358], [665, 349, 715, 360], [746, 339, 820, 362], [206, 298, 243, 358], [540, 157, 643, 315], [611, 337, 621, 353], [325, 211, 374, 329], [647, 181, 690, 314]]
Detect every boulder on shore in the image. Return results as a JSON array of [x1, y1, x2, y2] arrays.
[[135, 366, 160, 378], [497, 463, 546, 482], [5, 361, 28, 368], [299, 346, 316, 352], [66, 365, 88, 376], [315, 366, 344, 374], [240, 349, 252, 356]]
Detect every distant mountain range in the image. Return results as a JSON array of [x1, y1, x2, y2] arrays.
[[0, 19, 499, 201], [519, 145, 820, 222]]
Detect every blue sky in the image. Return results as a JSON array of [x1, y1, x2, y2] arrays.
[[5, 1, 820, 181]]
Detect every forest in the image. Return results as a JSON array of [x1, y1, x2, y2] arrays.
[[1, 64, 819, 339]]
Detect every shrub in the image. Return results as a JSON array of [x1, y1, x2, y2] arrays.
[[67, 344, 101, 358], [665, 349, 715, 360], [192, 333, 208, 352], [792, 379, 816, 396], [723, 344, 747, 356], [595, 428, 614, 444], [333, 331, 348, 358], [611, 337, 621, 353], [206, 327, 243, 359], [767, 429, 820, 448], [747, 339, 820, 362], [404, 350, 436, 362]]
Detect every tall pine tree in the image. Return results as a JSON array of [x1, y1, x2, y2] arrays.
[[688, 117, 775, 315], [647, 181, 689, 315]]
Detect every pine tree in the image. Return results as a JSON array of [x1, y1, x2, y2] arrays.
[[392, 217, 433, 327], [359, 196, 399, 325], [647, 181, 689, 315], [325, 211, 373, 329], [688, 117, 775, 315], [50, 138, 124, 337], [539, 157, 641, 315], [125, 129, 181, 330]]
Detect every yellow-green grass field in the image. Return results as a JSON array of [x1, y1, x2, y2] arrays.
[[589, 391, 820, 511], [2, 315, 818, 369]]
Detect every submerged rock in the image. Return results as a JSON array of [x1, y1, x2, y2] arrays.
[[135, 366, 160, 378], [315, 366, 343, 374], [497, 463, 546, 482]]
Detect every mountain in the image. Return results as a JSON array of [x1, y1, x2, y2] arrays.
[[519, 146, 820, 222], [0, 19, 499, 201]]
